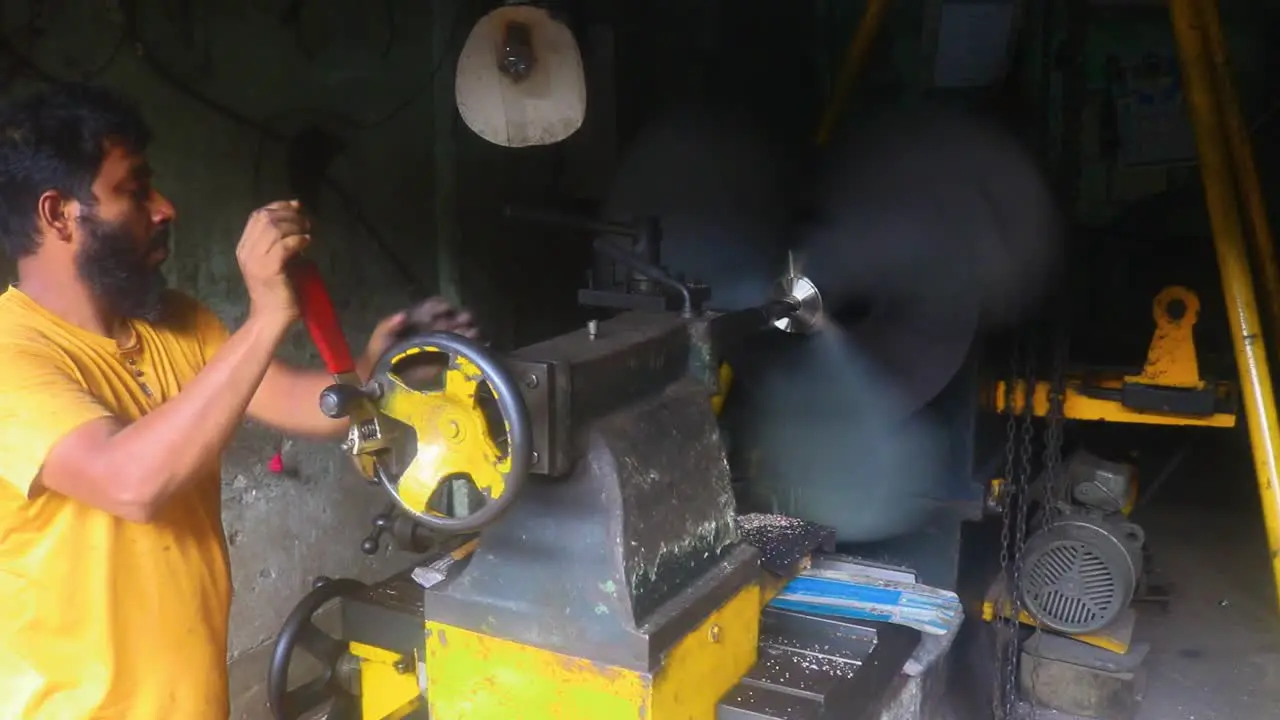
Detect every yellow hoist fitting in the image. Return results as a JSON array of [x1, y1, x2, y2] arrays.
[[1124, 286, 1204, 390]]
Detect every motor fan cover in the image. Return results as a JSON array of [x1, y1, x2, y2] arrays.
[[1018, 514, 1145, 634]]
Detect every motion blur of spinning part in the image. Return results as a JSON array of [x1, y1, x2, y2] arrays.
[[716, 105, 1063, 547]]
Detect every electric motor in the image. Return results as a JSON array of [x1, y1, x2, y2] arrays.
[[1017, 513, 1146, 634]]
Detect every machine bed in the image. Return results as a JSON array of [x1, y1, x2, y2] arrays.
[[720, 607, 918, 719], [340, 565, 920, 720]]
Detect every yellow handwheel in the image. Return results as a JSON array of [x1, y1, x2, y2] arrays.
[[356, 332, 532, 534]]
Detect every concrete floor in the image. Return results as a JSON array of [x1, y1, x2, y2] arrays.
[[1128, 504, 1280, 719], [1016, 496, 1280, 720], [1076, 428, 1280, 720]]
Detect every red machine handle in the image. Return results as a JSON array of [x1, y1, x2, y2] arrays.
[[288, 259, 356, 377]]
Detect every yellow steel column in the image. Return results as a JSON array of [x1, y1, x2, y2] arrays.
[[1170, 0, 1280, 609], [813, 0, 893, 147], [1200, 0, 1280, 346]]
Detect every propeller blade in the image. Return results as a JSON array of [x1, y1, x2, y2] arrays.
[[599, 102, 1062, 544], [738, 106, 1062, 543], [801, 104, 1062, 327]]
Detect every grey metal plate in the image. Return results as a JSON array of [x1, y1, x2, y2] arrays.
[[718, 608, 920, 720]]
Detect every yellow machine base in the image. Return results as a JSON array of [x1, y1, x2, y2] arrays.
[[349, 641, 423, 719], [423, 581, 763, 720]]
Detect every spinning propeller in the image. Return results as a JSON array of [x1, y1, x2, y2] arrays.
[[602, 102, 1062, 542]]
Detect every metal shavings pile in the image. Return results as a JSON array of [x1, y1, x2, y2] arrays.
[[738, 512, 812, 539], [737, 513, 835, 574]]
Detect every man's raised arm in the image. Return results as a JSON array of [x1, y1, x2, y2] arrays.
[[245, 298, 480, 439], [32, 202, 309, 522]]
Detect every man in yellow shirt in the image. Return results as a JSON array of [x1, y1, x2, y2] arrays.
[[0, 84, 476, 718]]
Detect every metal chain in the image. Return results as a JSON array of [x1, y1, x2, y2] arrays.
[[994, 315, 1070, 720], [1009, 350, 1036, 720], [1041, 325, 1069, 533], [1023, 323, 1070, 720], [993, 338, 1021, 720]]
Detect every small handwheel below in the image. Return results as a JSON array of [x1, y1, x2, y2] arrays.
[[367, 332, 533, 534], [268, 577, 367, 720]]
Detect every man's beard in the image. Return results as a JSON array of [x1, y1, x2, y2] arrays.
[[75, 213, 172, 324]]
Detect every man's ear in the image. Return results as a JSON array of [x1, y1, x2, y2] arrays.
[[36, 190, 76, 242]]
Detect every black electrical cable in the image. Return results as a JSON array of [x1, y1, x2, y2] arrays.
[[289, 0, 397, 63], [1, 22, 125, 86], [267, 0, 464, 133], [121, 0, 441, 294], [1, 27, 425, 294], [4, 0, 472, 297], [316, 1, 469, 133], [79, 32, 128, 79]]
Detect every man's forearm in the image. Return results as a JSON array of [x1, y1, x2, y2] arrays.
[[107, 314, 290, 505]]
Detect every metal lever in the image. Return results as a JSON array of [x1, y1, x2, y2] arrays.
[[287, 257, 394, 459], [361, 508, 394, 555], [360, 504, 437, 555], [320, 383, 372, 420], [287, 258, 357, 380]]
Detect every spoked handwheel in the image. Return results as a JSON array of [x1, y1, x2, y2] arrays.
[[359, 332, 533, 534], [268, 577, 367, 720]]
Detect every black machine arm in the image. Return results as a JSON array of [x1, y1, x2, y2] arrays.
[[502, 204, 708, 316], [360, 503, 438, 555]]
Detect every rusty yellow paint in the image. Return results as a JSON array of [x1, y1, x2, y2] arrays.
[[1122, 471, 1139, 516], [380, 345, 512, 514], [649, 580, 761, 715], [1124, 286, 1206, 390], [423, 624, 649, 720], [994, 285, 1237, 427], [980, 598, 1131, 655], [424, 581, 761, 719], [348, 641, 421, 720], [711, 362, 734, 416], [989, 470, 1138, 515], [994, 377, 1237, 427]]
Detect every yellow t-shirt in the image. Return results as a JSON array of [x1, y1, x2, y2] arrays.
[[0, 286, 233, 719]]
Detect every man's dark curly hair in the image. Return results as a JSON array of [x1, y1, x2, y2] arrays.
[[0, 82, 152, 259]]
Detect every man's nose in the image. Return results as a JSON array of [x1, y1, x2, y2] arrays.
[[151, 190, 176, 225]]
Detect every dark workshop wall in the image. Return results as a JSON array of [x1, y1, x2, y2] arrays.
[[0, 4, 619, 715], [0, 1, 501, 715], [1040, 1, 1280, 376]]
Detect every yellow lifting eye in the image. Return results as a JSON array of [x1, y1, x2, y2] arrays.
[[379, 346, 514, 517]]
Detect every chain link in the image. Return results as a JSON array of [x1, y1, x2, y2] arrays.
[[1010, 350, 1036, 720], [1026, 325, 1070, 720], [995, 322, 1069, 720], [993, 337, 1020, 720], [1042, 325, 1068, 532]]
